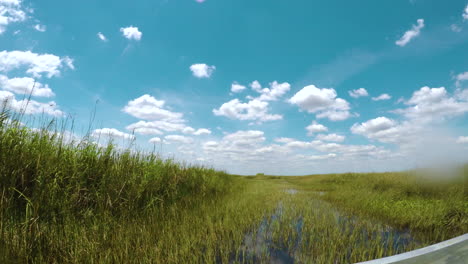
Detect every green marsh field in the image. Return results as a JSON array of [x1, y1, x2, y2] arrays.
[[1, 111, 467, 263]]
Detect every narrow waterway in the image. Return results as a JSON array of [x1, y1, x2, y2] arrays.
[[225, 188, 422, 264]]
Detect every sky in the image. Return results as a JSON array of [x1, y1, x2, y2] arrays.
[[1, 0, 468, 175]]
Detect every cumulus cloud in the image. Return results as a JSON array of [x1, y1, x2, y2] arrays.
[[231, 82, 246, 93], [352, 117, 396, 135], [275, 138, 386, 159], [457, 136, 468, 144], [0, 90, 63, 116], [149, 137, 162, 144], [0, 75, 54, 97], [351, 115, 447, 151], [396, 19, 425, 47], [316, 133, 345, 142], [193, 128, 211, 135], [304, 153, 337, 161], [97, 32, 107, 41], [393, 86, 468, 121], [455, 71, 468, 88], [252, 81, 291, 101], [127, 120, 185, 134], [123, 94, 211, 138], [372, 93, 391, 101], [213, 98, 282, 122], [33, 24, 46, 32], [306, 121, 328, 135], [198, 128, 394, 175], [0, 0, 27, 34], [165, 135, 194, 144], [190, 63, 215, 78], [203, 130, 267, 155], [122, 94, 183, 121], [120, 26, 142, 41], [91, 128, 135, 141], [289, 85, 351, 121], [348, 88, 368, 98], [274, 137, 295, 144], [0, 50, 74, 78], [250, 80, 262, 92], [126, 119, 209, 136]]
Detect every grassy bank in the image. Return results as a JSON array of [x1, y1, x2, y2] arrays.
[[0, 110, 248, 262], [285, 169, 468, 243]]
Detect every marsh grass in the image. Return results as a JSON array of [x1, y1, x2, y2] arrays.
[[0, 108, 247, 263], [285, 170, 468, 244], [1, 106, 467, 263]]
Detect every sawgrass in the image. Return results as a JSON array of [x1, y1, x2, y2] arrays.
[[284, 169, 468, 244], [1, 106, 466, 263]]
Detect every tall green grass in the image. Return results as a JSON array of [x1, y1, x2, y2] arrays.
[[0, 107, 241, 262], [285, 169, 468, 243]]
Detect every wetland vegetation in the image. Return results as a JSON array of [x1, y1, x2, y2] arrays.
[[1, 109, 467, 263]]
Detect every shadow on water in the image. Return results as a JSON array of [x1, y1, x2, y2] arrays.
[[222, 189, 419, 264]]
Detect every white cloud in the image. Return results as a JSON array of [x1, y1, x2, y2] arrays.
[[33, 24, 46, 32], [456, 89, 468, 101], [97, 32, 107, 41], [351, 116, 428, 147], [310, 141, 385, 158], [305, 153, 337, 161], [193, 128, 211, 135], [316, 133, 345, 142], [0, 50, 74, 78], [289, 85, 351, 121], [457, 136, 468, 144], [195, 0, 206, 3], [372, 93, 392, 101], [149, 137, 162, 144], [0, 90, 63, 116], [274, 137, 295, 144], [274, 138, 386, 159], [253, 81, 291, 101], [122, 94, 184, 121], [250, 80, 262, 92], [165, 135, 194, 144], [224, 130, 265, 145], [348, 88, 368, 98], [203, 130, 267, 154], [351, 117, 397, 137], [0, 0, 27, 34], [126, 120, 209, 136], [0, 75, 54, 97], [231, 82, 246, 93], [132, 127, 164, 135], [455, 71, 468, 88], [197, 128, 396, 175], [213, 98, 282, 122], [463, 4, 468, 20], [190, 63, 215, 78], [396, 19, 425, 47], [120, 26, 142, 41], [123, 94, 210, 139], [306, 121, 328, 135], [127, 120, 185, 133], [91, 128, 135, 141], [62, 56, 74, 70], [393, 87, 468, 121]]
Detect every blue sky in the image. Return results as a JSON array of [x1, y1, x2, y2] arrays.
[[1, 0, 468, 175]]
